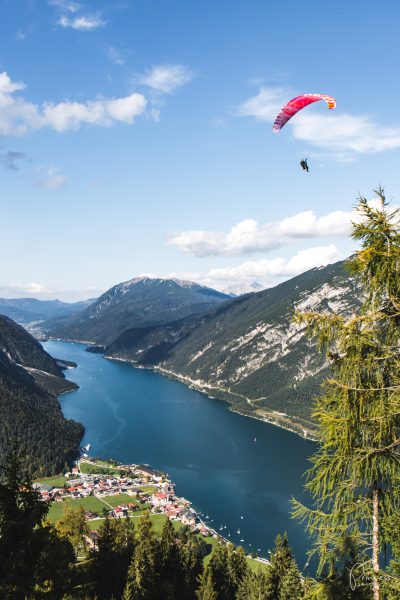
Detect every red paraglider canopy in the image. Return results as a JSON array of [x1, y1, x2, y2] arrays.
[[273, 94, 336, 132]]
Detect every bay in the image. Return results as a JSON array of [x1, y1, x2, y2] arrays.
[[44, 339, 314, 565]]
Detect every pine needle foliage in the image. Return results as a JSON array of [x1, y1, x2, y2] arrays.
[[292, 188, 400, 598]]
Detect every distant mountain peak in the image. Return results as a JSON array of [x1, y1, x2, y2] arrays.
[[118, 276, 217, 292], [223, 281, 266, 297], [44, 275, 230, 346]]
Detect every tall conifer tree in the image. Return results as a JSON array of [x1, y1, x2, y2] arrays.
[[196, 569, 217, 600], [292, 189, 400, 600], [124, 511, 159, 599]]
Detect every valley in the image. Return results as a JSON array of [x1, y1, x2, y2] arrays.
[[40, 259, 361, 439]]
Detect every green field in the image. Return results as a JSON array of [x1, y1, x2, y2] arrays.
[[88, 519, 105, 530], [48, 501, 268, 572], [202, 536, 218, 565], [47, 496, 112, 523], [138, 485, 157, 494], [247, 556, 269, 573], [43, 483, 269, 574], [102, 493, 138, 507], [47, 494, 149, 523], [86, 513, 179, 533], [35, 475, 66, 488], [79, 462, 121, 475]]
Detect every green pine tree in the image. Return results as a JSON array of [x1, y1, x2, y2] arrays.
[[196, 568, 217, 600], [279, 561, 303, 599], [180, 534, 205, 599], [205, 543, 231, 599], [236, 568, 275, 599], [0, 450, 74, 599], [122, 578, 135, 600], [33, 522, 75, 598], [124, 511, 159, 599], [267, 533, 303, 598], [57, 504, 89, 558], [226, 544, 248, 597], [160, 517, 182, 588], [381, 512, 400, 599], [93, 514, 135, 599], [292, 188, 400, 600]]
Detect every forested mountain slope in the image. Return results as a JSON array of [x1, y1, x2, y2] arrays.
[[43, 277, 231, 346], [0, 316, 83, 476], [106, 260, 361, 437]]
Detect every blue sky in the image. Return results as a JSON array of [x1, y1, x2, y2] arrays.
[[1, 0, 400, 300]]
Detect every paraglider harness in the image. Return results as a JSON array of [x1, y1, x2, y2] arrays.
[[300, 158, 309, 172]]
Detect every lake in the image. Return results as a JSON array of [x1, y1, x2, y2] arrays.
[[44, 339, 314, 565]]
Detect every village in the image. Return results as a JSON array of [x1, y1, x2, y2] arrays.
[[34, 457, 211, 542]]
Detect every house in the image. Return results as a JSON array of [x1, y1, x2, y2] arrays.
[[84, 511, 98, 520], [113, 505, 129, 518], [151, 492, 168, 508], [180, 510, 197, 527], [35, 483, 53, 493], [136, 466, 157, 478], [164, 505, 182, 520], [86, 530, 100, 550], [161, 482, 175, 496]]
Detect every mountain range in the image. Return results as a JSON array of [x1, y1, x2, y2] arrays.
[[103, 261, 360, 437], [42, 260, 361, 438], [0, 297, 94, 325], [0, 315, 83, 476], [222, 281, 265, 296], [42, 277, 231, 346]]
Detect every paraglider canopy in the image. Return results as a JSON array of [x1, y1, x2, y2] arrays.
[[273, 93, 336, 133]]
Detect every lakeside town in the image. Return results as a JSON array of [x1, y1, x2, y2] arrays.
[[34, 454, 270, 565]]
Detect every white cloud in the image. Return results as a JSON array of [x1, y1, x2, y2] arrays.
[[38, 174, 66, 189], [0, 71, 147, 136], [15, 30, 26, 41], [57, 14, 106, 30], [238, 86, 400, 158], [205, 245, 340, 282], [0, 282, 103, 301], [36, 165, 67, 189], [107, 46, 125, 65], [49, 0, 105, 31], [168, 209, 353, 257], [160, 244, 342, 291], [137, 65, 192, 94], [0, 71, 25, 94], [1, 282, 50, 297], [49, 0, 82, 13], [237, 86, 288, 122], [42, 94, 147, 131], [292, 113, 400, 154]]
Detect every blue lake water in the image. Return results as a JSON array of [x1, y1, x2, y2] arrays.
[[44, 339, 314, 565]]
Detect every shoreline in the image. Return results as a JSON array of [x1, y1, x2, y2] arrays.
[[104, 353, 319, 442], [45, 336, 318, 442], [37, 456, 270, 565]]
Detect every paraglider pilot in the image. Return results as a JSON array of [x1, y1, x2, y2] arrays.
[[300, 158, 309, 172]]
